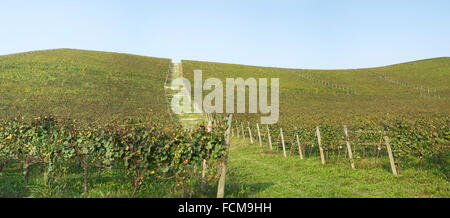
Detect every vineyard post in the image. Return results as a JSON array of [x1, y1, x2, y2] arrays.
[[343, 125, 355, 169], [316, 126, 325, 164], [247, 127, 253, 145], [236, 126, 240, 138], [249, 122, 255, 141], [344, 143, 348, 157], [296, 133, 303, 159], [267, 125, 273, 151], [247, 122, 253, 145], [201, 160, 208, 193], [207, 117, 212, 132], [384, 136, 398, 175], [280, 128, 287, 158], [83, 153, 89, 198], [217, 114, 233, 198], [248, 127, 254, 144], [256, 123, 262, 147], [241, 123, 245, 139], [202, 118, 213, 192]]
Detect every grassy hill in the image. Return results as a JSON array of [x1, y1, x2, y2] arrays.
[[182, 58, 450, 127], [1, 48, 447, 126], [1, 49, 448, 127], [0, 49, 172, 123], [2, 49, 447, 126], [0, 49, 448, 198]]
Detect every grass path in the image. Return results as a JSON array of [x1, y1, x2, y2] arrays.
[[164, 62, 205, 128], [223, 137, 449, 198]]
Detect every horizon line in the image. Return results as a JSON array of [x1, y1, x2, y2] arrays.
[[1, 48, 448, 71]]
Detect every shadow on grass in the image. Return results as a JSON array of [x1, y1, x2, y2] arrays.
[[0, 161, 36, 197], [183, 166, 276, 198], [376, 155, 449, 179], [223, 181, 276, 198], [186, 181, 276, 198]]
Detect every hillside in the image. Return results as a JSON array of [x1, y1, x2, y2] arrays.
[[0, 49, 448, 198], [1, 49, 448, 126], [0, 49, 172, 123], [182, 58, 450, 127]]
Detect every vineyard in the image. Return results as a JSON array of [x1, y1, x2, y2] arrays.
[[182, 58, 450, 127], [232, 115, 449, 176], [0, 49, 449, 197], [0, 115, 231, 197], [0, 49, 172, 123], [181, 58, 449, 197]]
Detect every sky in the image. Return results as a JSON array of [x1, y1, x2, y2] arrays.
[[1, 0, 449, 69]]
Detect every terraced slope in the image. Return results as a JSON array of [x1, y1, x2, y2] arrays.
[[0, 49, 171, 123]]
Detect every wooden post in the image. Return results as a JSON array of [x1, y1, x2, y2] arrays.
[[296, 133, 303, 159], [256, 123, 262, 147], [249, 122, 255, 141], [280, 128, 287, 158], [236, 126, 239, 138], [217, 114, 233, 198], [241, 123, 245, 138], [207, 118, 213, 132], [201, 159, 208, 192], [384, 136, 398, 175], [202, 119, 213, 192], [267, 125, 273, 151], [248, 127, 254, 144], [343, 125, 355, 169], [316, 126, 325, 164]]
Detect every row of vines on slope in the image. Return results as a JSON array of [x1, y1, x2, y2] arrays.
[[0, 115, 231, 197], [233, 115, 449, 174]]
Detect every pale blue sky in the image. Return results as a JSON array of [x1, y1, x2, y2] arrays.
[[1, 0, 449, 69]]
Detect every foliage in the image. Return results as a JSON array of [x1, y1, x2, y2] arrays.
[[0, 115, 229, 197]]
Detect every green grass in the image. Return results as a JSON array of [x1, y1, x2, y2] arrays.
[[0, 161, 176, 198], [224, 138, 449, 198], [2, 137, 447, 198], [0, 49, 172, 123]]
